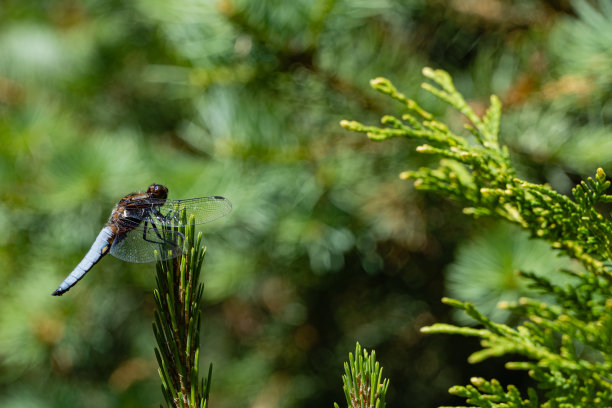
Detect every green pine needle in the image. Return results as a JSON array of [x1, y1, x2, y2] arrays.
[[335, 342, 389, 408], [153, 211, 211, 408]]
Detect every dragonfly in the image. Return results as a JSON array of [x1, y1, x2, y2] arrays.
[[52, 184, 231, 296]]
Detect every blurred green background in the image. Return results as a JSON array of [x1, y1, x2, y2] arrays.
[[1, 0, 611, 407]]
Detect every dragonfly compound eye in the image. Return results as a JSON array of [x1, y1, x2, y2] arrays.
[[148, 184, 168, 199]]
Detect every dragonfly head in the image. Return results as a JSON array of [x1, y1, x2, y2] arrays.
[[147, 184, 168, 200]]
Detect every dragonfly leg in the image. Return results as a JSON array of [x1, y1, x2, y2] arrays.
[[142, 220, 185, 245], [141, 220, 164, 243], [157, 207, 181, 225]]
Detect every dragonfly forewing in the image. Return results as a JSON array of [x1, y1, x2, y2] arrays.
[[152, 196, 232, 227], [111, 196, 230, 262]]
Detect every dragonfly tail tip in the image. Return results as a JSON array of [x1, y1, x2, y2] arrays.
[[51, 288, 64, 296]]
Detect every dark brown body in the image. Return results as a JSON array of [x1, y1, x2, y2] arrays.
[[107, 184, 169, 236]]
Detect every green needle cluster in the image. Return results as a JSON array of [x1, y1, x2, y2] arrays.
[[153, 212, 211, 408], [335, 342, 389, 408]]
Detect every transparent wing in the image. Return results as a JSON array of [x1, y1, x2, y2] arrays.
[[109, 196, 230, 262], [110, 228, 182, 263], [157, 196, 232, 226], [121, 196, 232, 233]]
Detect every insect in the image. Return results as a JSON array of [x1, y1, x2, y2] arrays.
[[52, 184, 231, 295]]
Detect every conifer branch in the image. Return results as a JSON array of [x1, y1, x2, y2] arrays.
[[153, 212, 211, 408], [341, 68, 612, 279], [342, 68, 612, 407]]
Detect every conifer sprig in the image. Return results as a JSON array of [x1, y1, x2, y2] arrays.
[[153, 212, 211, 408], [334, 343, 389, 408], [341, 68, 612, 278], [421, 297, 612, 404], [342, 68, 612, 406]]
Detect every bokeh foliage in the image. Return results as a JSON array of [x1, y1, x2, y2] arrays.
[[1, 1, 612, 407]]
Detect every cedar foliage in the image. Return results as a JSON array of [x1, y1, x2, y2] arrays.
[[342, 68, 612, 407]]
